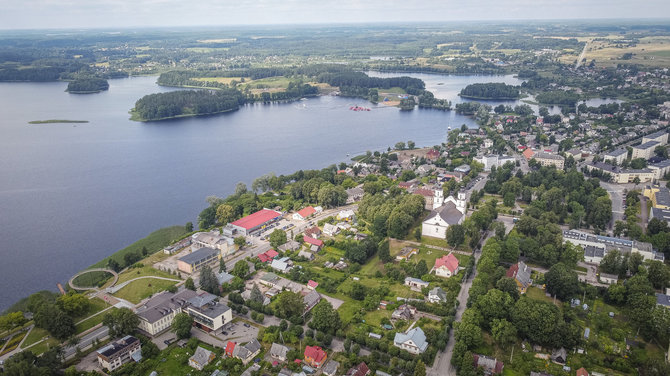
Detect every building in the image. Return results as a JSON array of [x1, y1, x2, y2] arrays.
[[473, 354, 504, 375], [189, 346, 216, 370], [304, 226, 321, 239], [337, 209, 356, 222], [323, 223, 340, 236], [563, 229, 664, 262], [178, 247, 221, 274], [532, 151, 565, 169], [96, 335, 141, 372], [394, 327, 428, 354], [404, 277, 429, 290], [270, 343, 290, 362], [396, 246, 418, 261], [642, 130, 668, 145], [428, 286, 447, 303], [185, 292, 232, 334], [303, 289, 322, 313], [422, 192, 466, 239], [346, 186, 365, 204], [303, 235, 324, 250], [346, 362, 370, 376], [603, 149, 628, 165], [228, 208, 283, 236], [192, 231, 235, 256], [644, 186, 670, 209], [584, 161, 654, 184], [278, 240, 301, 252], [523, 148, 535, 160], [649, 159, 670, 181], [474, 155, 515, 171], [506, 261, 532, 294], [576, 367, 589, 376], [656, 288, 670, 308], [551, 347, 567, 364], [650, 207, 670, 226], [298, 250, 315, 260], [434, 253, 459, 278], [271, 257, 293, 273], [322, 360, 340, 376], [258, 249, 279, 263], [391, 304, 417, 320], [304, 346, 328, 368], [307, 280, 319, 290], [231, 339, 261, 364], [600, 273, 619, 285], [293, 206, 317, 221], [454, 164, 471, 174], [215, 271, 234, 285], [632, 141, 660, 160], [136, 289, 197, 336]]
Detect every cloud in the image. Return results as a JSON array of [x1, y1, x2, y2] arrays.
[[0, 0, 668, 29]]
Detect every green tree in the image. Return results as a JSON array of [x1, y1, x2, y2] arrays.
[[250, 284, 264, 304], [491, 318, 517, 347], [414, 359, 426, 376], [276, 291, 304, 319], [103, 308, 139, 338], [185, 277, 196, 290], [185, 222, 194, 232], [269, 229, 288, 249], [545, 263, 579, 300], [446, 224, 465, 247], [503, 192, 515, 207], [234, 236, 246, 248], [231, 260, 250, 279], [219, 257, 227, 273], [310, 300, 341, 335], [199, 265, 219, 295], [414, 260, 428, 278], [171, 312, 193, 339], [216, 204, 236, 224], [57, 293, 91, 316]]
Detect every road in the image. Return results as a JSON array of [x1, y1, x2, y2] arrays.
[[63, 325, 109, 359], [575, 40, 590, 69], [600, 181, 634, 231]]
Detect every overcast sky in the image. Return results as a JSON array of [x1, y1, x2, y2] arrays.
[[1, 0, 668, 30]]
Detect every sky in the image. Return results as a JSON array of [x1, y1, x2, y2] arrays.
[[0, 0, 669, 30]]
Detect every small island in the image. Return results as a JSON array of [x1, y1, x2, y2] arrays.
[[130, 89, 245, 121], [459, 82, 520, 100], [28, 119, 89, 124], [66, 77, 109, 94]]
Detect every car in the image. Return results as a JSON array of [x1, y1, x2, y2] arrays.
[[243, 323, 251, 328], [164, 338, 175, 345], [222, 331, 228, 335]]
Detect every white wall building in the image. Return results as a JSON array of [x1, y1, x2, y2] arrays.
[[422, 192, 466, 239]]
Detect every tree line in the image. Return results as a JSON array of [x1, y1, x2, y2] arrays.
[[66, 77, 109, 93], [132, 88, 245, 121], [459, 83, 520, 100]]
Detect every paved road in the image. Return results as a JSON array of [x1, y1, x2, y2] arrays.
[[601, 181, 629, 230], [63, 325, 109, 360], [640, 195, 649, 230], [575, 40, 590, 69]]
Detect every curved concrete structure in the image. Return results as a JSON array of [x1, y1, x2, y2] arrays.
[[68, 268, 118, 291]]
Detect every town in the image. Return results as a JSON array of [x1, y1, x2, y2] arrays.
[[3, 27, 670, 376]]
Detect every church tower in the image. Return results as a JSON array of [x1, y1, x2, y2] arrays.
[[433, 188, 444, 209], [456, 191, 467, 213]]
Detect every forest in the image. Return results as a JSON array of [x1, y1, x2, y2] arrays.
[[131, 89, 245, 121], [66, 77, 109, 93], [535, 90, 581, 106], [459, 82, 520, 99]]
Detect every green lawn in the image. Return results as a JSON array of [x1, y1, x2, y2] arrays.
[[107, 265, 178, 288], [91, 225, 189, 269], [72, 298, 109, 323], [113, 279, 178, 304], [71, 270, 114, 288], [525, 287, 560, 306], [26, 338, 60, 356], [20, 327, 50, 348], [75, 308, 114, 334], [419, 237, 449, 248]]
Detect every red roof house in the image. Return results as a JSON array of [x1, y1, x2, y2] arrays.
[[307, 280, 319, 290], [522, 148, 535, 160], [258, 249, 279, 263], [304, 346, 327, 368], [426, 149, 440, 160], [346, 362, 370, 376], [293, 206, 317, 221], [304, 226, 321, 238], [225, 341, 237, 357], [434, 253, 459, 278], [304, 236, 324, 248], [230, 209, 282, 235], [576, 368, 589, 376]]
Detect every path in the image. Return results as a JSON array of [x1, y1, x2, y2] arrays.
[[575, 40, 590, 69], [0, 325, 34, 361], [394, 239, 472, 257], [68, 268, 118, 291], [105, 275, 182, 294]]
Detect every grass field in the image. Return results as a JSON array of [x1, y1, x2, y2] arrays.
[[20, 327, 49, 349], [113, 279, 178, 304], [72, 270, 114, 288], [91, 225, 189, 269], [193, 76, 244, 84], [75, 309, 113, 334], [525, 287, 560, 307], [107, 265, 177, 288], [72, 298, 109, 323]]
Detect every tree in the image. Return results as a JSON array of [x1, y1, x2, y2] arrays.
[[185, 277, 196, 290], [475, 289, 513, 324], [172, 312, 193, 339], [216, 204, 236, 224], [185, 222, 194, 232], [407, 141, 416, 150], [199, 265, 219, 294], [231, 260, 250, 279], [414, 227, 422, 241], [310, 300, 341, 334], [395, 142, 406, 150], [107, 259, 121, 272], [414, 359, 426, 376], [491, 318, 517, 347], [503, 192, 515, 207], [545, 263, 579, 300], [103, 308, 139, 338], [219, 257, 227, 273], [446, 224, 465, 247], [414, 260, 428, 278], [235, 182, 248, 196], [234, 236, 246, 248], [57, 293, 91, 316], [250, 284, 264, 304], [647, 260, 670, 290], [276, 291, 304, 319], [269, 229, 288, 248]]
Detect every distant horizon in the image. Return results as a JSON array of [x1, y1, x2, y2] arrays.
[[1, 0, 669, 30]]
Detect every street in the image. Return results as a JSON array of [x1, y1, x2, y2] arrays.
[[63, 325, 109, 359]]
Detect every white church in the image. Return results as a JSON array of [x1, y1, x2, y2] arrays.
[[421, 191, 467, 239]]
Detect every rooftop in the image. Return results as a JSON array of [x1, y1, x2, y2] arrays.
[[97, 335, 139, 359], [231, 209, 282, 230], [635, 140, 660, 150], [179, 247, 219, 265], [534, 151, 565, 161], [136, 289, 197, 324], [394, 327, 428, 352]]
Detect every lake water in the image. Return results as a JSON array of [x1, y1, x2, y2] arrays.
[[0, 72, 621, 310]]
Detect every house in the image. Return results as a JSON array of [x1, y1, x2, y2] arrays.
[[422, 193, 466, 239], [298, 250, 315, 260], [337, 209, 356, 222], [136, 289, 198, 336], [600, 273, 618, 285], [304, 290, 322, 313], [192, 231, 235, 256], [434, 253, 459, 278], [506, 261, 532, 294], [632, 141, 660, 160], [307, 280, 319, 290], [293, 206, 317, 221], [576, 367, 589, 376], [215, 271, 234, 285], [426, 149, 441, 160], [270, 343, 289, 362], [393, 327, 428, 354], [96, 335, 142, 372], [346, 362, 370, 376], [532, 152, 565, 169], [228, 208, 283, 236], [322, 360, 340, 376], [473, 354, 504, 375], [603, 149, 627, 165], [225, 341, 237, 358], [404, 277, 429, 290], [454, 164, 471, 174], [185, 292, 233, 334], [278, 240, 302, 252], [323, 223, 340, 236], [551, 348, 567, 364], [346, 186, 365, 204], [259, 272, 280, 288], [304, 226, 322, 239], [304, 346, 327, 368], [428, 286, 447, 304], [241, 364, 261, 376], [271, 257, 293, 273], [189, 346, 216, 370], [258, 249, 279, 263], [391, 304, 417, 320], [656, 288, 670, 308], [231, 339, 262, 364], [178, 247, 221, 274], [522, 148, 535, 160], [396, 246, 418, 261], [303, 236, 324, 251]]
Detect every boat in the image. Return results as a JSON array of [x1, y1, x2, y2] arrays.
[[349, 105, 371, 112]]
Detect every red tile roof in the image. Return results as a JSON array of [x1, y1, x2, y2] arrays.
[[231, 209, 282, 230], [266, 249, 278, 258], [305, 226, 321, 236], [522, 148, 535, 160], [506, 263, 519, 278], [304, 236, 324, 247], [225, 341, 236, 357], [346, 362, 370, 376], [304, 346, 327, 365], [308, 280, 319, 288], [413, 188, 434, 198], [296, 206, 316, 218], [576, 368, 589, 376], [435, 253, 459, 273], [258, 249, 279, 263]]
